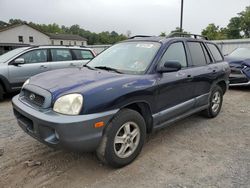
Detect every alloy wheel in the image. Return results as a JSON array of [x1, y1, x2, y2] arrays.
[[211, 91, 221, 113], [114, 121, 140, 158]]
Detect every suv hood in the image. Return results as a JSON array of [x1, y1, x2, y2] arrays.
[[225, 57, 250, 66], [30, 67, 123, 94]]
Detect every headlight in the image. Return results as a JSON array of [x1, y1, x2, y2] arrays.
[[22, 79, 30, 89], [53, 94, 83, 115]]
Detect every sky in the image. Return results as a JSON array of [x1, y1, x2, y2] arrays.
[[0, 0, 249, 36]]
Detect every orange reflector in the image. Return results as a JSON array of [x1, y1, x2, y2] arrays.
[[94, 121, 105, 128]]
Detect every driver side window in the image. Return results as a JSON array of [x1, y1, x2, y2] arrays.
[[159, 42, 187, 68], [18, 49, 48, 64]]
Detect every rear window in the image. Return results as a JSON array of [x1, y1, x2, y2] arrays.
[[72, 49, 94, 60], [206, 43, 223, 62], [51, 49, 72, 61], [201, 43, 212, 63], [187, 42, 207, 66]]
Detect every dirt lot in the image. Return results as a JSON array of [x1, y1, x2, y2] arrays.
[[0, 89, 249, 188]]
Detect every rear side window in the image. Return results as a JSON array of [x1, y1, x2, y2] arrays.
[[187, 42, 207, 66], [51, 49, 72, 61], [206, 43, 223, 62], [18, 49, 47, 64], [201, 43, 212, 63], [72, 49, 94, 60], [160, 42, 187, 67]]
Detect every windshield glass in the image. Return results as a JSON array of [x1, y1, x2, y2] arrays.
[[0, 47, 29, 63], [228, 48, 250, 59], [87, 42, 161, 74]]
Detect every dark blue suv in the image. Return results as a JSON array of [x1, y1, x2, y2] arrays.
[[12, 34, 230, 168]]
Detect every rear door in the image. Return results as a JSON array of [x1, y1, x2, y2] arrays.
[[8, 49, 50, 88], [49, 48, 76, 70], [185, 41, 214, 107]]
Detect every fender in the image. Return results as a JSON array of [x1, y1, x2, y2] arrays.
[[0, 75, 11, 92]]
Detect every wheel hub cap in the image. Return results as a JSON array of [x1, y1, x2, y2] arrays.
[[211, 91, 221, 112], [114, 122, 140, 158]]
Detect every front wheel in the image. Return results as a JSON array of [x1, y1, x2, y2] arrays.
[[0, 84, 4, 101], [96, 109, 146, 168], [202, 85, 223, 118]]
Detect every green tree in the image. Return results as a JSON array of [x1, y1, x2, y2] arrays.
[[238, 6, 250, 38], [69, 24, 81, 35], [201, 24, 223, 40], [159, 32, 166, 37], [9, 19, 26, 25], [170, 27, 188, 34], [227, 17, 242, 39], [202, 6, 250, 39]]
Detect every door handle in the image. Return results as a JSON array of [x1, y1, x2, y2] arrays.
[[40, 65, 47, 68], [70, 63, 77, 67], [176, 72, 186, 77], [208, 67, 217, 73]]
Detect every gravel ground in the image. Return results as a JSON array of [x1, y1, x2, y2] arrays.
[[0, 89, 249, 188]]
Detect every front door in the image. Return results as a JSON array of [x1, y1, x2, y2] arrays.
[[8, 49, 50, 89], [155, 41, 196, 125]]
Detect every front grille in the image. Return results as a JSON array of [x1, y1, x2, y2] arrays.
[[23, 89, 45, 107]]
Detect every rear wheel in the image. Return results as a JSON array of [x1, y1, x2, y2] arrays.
[[96, 109, 146, 168], [203, 85, 223, 118], [0, 84, 4, 101]]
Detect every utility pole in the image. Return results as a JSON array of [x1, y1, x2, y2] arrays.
[[180, 0, 184, 32]]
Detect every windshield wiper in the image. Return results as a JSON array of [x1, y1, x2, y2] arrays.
[[94, 66, 123, 74], [83, 64, 96, 70]]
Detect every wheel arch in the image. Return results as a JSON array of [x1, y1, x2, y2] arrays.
[[120, 101, 153, 134], [0, 75, 11, 93], [216, 80, 227, 94]]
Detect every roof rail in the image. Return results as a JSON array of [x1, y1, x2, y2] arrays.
[[129, 35, 152, 39], [29, 45, 88, 48], [167, 32, 209, 40]]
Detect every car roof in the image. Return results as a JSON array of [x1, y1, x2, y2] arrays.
[[123, 33, 209, 44], [124, 36, 209, 44], [26, 45, 93, 51]]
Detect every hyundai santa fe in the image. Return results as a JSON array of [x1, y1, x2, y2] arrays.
[[12, 34, 230, 168]]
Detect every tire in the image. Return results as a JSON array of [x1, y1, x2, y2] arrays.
[[202, 85, 223, 118], [0, 84, 4, 101], [96, 109, 146, 168]]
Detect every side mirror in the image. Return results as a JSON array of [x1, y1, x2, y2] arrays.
[[13, 58, 25, 65], [157, 61, 182, 73]]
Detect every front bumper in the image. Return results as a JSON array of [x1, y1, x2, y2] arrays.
[[12, 95, 118, 152]]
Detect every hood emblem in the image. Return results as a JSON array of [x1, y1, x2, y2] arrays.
[[29, 93, 36, 101]]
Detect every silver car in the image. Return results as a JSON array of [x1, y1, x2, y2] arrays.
[[0, 46, 95, 100]]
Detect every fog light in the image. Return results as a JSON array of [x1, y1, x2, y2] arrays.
[[55, 130, 59, 139]]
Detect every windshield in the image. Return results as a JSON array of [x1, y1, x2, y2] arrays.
[[228, 48, 250, 59], [0, 47, 29, 63], [87, 42, 161, 74]]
